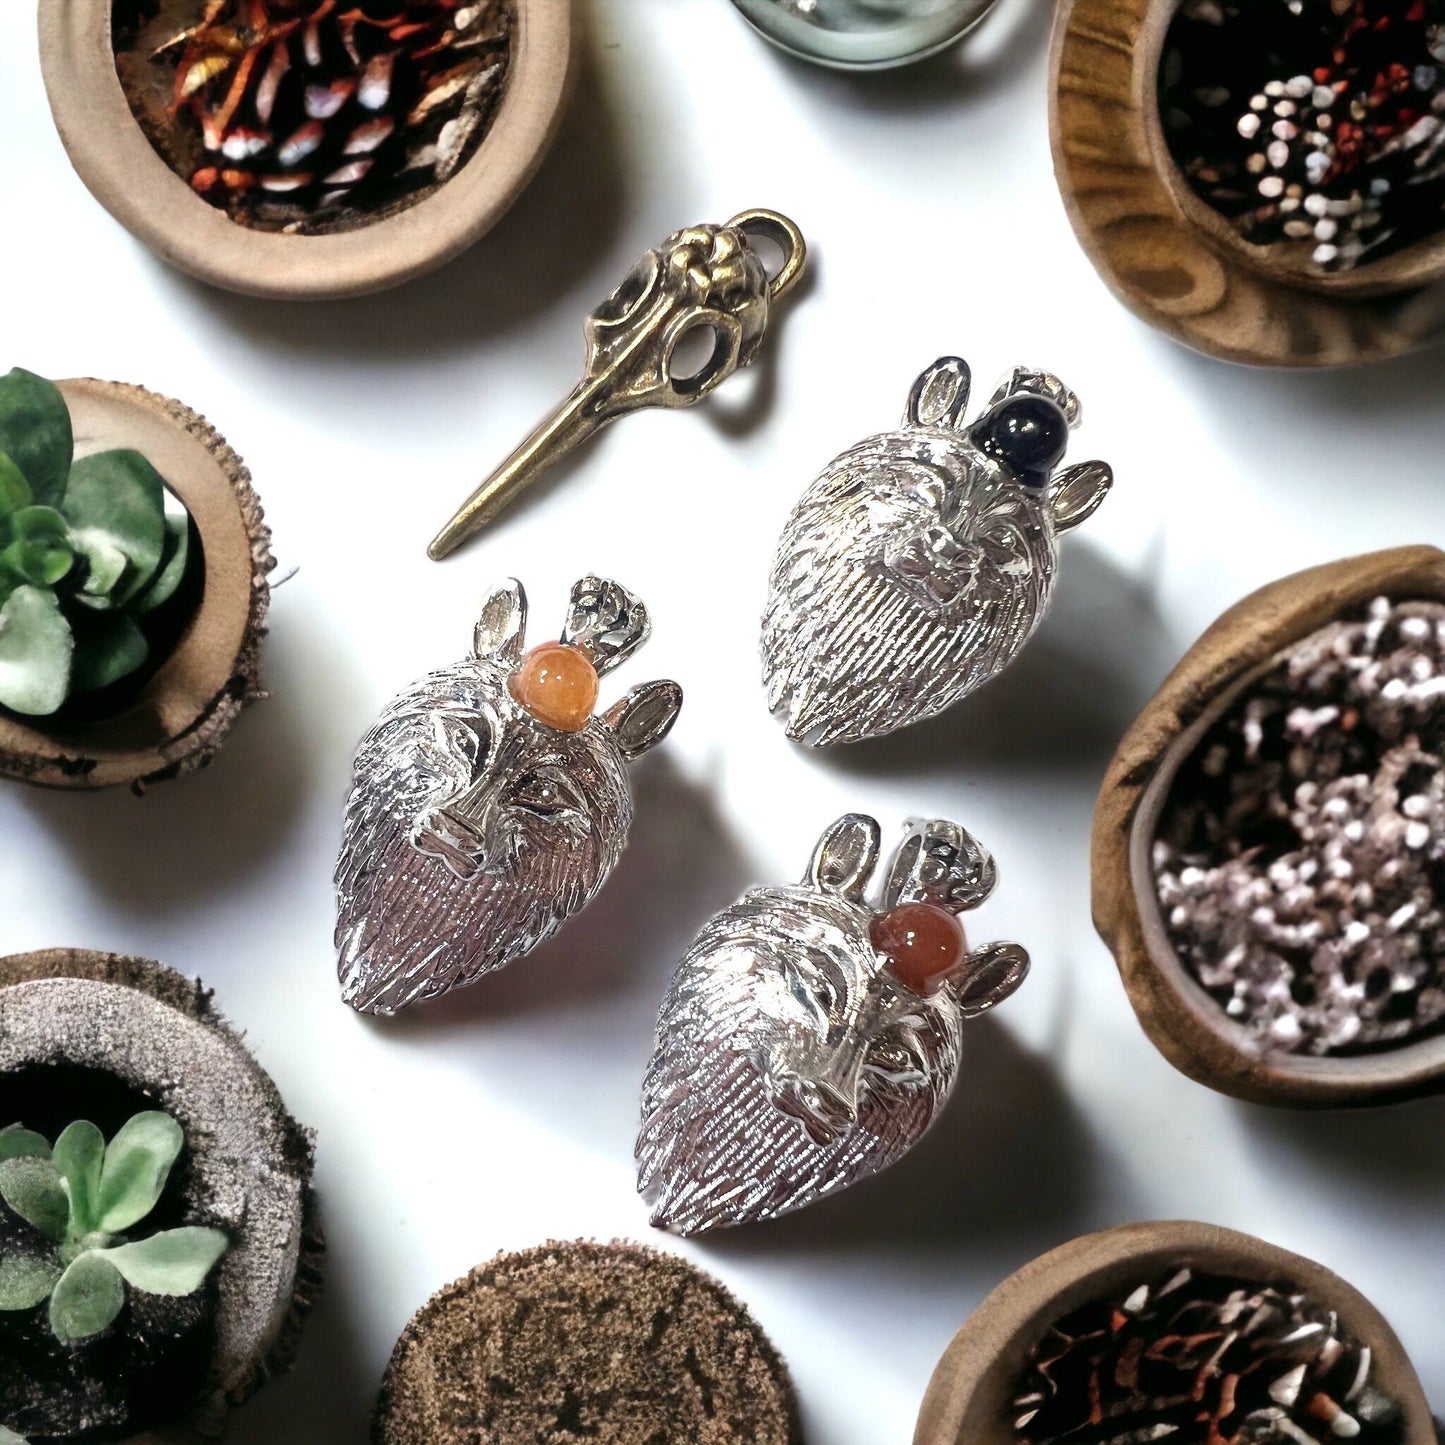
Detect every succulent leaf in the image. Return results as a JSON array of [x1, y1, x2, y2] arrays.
[[1, 537, 74, 589], [62, 450, 168, 602], [0, 379, 195, 711], [0, 1157, 69, 1241], [102, 1226, 228, 1296], [9, 505, 68, 543], [96, 1112, 183, 1234], [48, 1252, 125, 1343], [0, 370, 72, 508], [71, 614, 149, 695], [70, 529, 130, 606], [51, 1122, 104, 1236], [0, 1128, 51, 1163], [132, 513, 192, 614], [0, 586, 73, 716], [2, 508, 75, 587], [0, 452, 32, 517], [0, 1253, 61, 1311]]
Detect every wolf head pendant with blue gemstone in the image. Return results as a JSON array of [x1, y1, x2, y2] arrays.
[[637, 814, 1029, 1235], [762, 358, 1113, 747], [336, 577, 682, 1016]]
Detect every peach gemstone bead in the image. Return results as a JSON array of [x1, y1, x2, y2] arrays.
[[870, 902, 966, 995], [510, 643, 599, 733]]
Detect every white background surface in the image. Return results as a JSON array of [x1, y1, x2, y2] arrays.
[[4, 1, 1445, 1441]]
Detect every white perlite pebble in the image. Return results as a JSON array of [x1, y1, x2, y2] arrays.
[[1154, 598, 1445, 1058]]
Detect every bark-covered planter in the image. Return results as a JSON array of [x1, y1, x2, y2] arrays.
[[914, 1221, 1436, 1445], [373, 1241, 800, 1445], [0, 948, 321, 1441], [1050, 0, 1445, 367], [0, 379, 271, 793], [39, 0, 573, 301], [1092, 546, 1445, 1107]]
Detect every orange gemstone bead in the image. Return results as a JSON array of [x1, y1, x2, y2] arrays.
[[870, 903, 966, 995], [510, 643, 599, 733]]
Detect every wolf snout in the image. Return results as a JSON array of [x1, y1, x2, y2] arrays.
[[887, 526, 982, 605], [411, 807, 499, 879], [768, 1072, 859, 1146]]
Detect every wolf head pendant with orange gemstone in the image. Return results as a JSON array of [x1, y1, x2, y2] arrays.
[[762, 357, 1113, 747], [336, 577, 682, 1016], [637, 814, 1029, 1234]]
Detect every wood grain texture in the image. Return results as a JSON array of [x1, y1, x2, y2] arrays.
[[1091, 546, 1445, 1108], [1049, 0, 1445, 367], [37, 0, 574, 300], [914, 1221, 1438, 1445], [0, 380, 273, 793]]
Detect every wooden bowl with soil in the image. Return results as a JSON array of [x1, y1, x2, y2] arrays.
[[1092, 545, 1445, 1108], [0, 947, 321, 1441], [0, 378, 271, 793], [1050, 0, 1445, 367], [39, 0, 573, 301], [373, 1240, 801, 1445], [914, 1220, 1436, 1445]]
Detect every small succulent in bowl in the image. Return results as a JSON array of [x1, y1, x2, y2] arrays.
[[0, 1111, 227, 1344], [0, 368, 195, 718]]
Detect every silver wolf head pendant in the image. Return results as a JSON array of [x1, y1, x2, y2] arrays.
[[336, 577, 683, 1016], [637, 814, 1029, 1234], [762, 357, 1114, 747]]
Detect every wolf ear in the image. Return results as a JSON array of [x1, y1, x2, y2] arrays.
[[473, 578, 528, 663], [1049, 460, 1112, 533], [807, 813, 881, 901], [602, 680, 682, 761], [953, 942, 1030, 1019], [905, 357, 971, 430]]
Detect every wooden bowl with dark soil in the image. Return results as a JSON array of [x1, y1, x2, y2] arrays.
[[39, 0, 573, 300], [0, 379, 271, 793], [914, 1220, 1436, 1445], [373, 1240, 801, 1445], [1093, 545, 1445, 1108], [1050, 0, 1445, 367], [0, 947, 321, 1442]]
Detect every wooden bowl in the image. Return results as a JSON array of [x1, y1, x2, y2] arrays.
[[1092, 545, 1445, 1107], [1050, 0, 1445, 367], [914, 1220, 1436, 1445], [38, 0, 574, 301], [0, 947, 321, 1441], [0, 379, 272, 792]]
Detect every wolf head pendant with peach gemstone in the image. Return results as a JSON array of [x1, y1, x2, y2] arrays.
[[336, 577, 682, 1015], [637, 814, 1029, 1234], [762, 357, 1113, 747]]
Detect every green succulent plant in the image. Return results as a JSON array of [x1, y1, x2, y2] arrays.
[[0, 1112, 227, 1345], [0, 368, 194, 717]]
